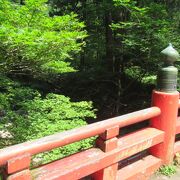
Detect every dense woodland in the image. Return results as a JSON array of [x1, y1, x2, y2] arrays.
[[0, 0, 180, 163]]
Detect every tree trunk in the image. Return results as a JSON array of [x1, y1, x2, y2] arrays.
[[105, 11, 114, 72]]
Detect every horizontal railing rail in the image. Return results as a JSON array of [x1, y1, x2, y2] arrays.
[[31, 127, 164, 180], [0, 107, 160, 166]]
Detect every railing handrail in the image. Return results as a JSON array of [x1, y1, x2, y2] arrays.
[[0, 107, 160, 166]]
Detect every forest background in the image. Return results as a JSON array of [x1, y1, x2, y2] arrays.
[[0, 0, 180, 164]]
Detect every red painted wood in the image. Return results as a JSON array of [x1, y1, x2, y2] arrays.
[[118, 151, 148, 169], [116, 155, 162, 180], [100, 126, 119, 140], [31, 148, 103, 180], [150, 90, 179, 165], [96, 137, 118, 152], [174, 141, 180, 154], [0, 107, 160, 166], [7, 154, 31, 174], [92, 163, 118, 180], [176, 117, 180, 134], [7, 170, 31, 180], [92, 127, 119, 180], [31, 128, 164, 180]]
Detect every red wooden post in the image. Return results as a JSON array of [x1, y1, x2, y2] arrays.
[[150, 44, 179, 165], [150, 91, 179, 164], [92, 126, 119, 180], [6, 154, 31, 180]]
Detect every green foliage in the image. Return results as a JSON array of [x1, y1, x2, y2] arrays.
[[1, 0, 180, 167], [46, 0, 180, 116], [110, 0, 180, 95], [12, 93, 95, 141], [125, 66, 143, 80], [159, 165, 176, 176], [0, 1, 95, 165], [0, 0, 87, 78], [0, 76, 96, 163], [113, 0, 139, 10], [112, 1, 172, 61], [141, 75, 156, 85]]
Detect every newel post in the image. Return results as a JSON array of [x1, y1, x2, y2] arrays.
[[150, 43, 179, 165]]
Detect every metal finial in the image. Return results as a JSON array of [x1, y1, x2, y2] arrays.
[[161, 43, 179, 65], [157, 43, 179, 92]]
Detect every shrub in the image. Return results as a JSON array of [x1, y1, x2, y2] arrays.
[[0, 76, 96, 164]]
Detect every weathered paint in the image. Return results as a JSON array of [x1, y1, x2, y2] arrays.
[[31, 148, 103, 180], [7, 154, 31, 174], [150, 90, 179, 165], [7, 169, 31, 180], [116, 155, 162, 180], [31, 128, 164, 180], [0, 107, 160, 166]]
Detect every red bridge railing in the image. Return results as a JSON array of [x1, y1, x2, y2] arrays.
[[0, 90, 180, 180], [0, 107, 160, 167], [0, 44, 180, 180]]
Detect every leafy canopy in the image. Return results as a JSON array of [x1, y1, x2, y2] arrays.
[[0, 0, 87, 77], [0, 0, 94, 164]]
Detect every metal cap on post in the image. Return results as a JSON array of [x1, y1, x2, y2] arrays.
[[150, 43, 179, 165], [157, 43, 179, 92]]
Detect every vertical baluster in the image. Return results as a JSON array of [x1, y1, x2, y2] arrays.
[[6, 154, 31, 180], [92, 126, 119, 180]]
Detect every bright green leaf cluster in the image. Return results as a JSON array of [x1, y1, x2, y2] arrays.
[[159, 165, 176, 176], [0, 76, 96, 164], [0, 0, 87, 78]]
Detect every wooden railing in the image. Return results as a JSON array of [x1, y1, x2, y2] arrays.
[[0, 90, 180, 180]]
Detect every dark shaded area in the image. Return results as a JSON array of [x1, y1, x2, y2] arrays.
[[8, 70, 155, 123]]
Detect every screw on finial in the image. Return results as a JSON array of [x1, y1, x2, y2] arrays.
[[161, 43, 179, 65]]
